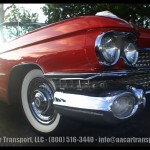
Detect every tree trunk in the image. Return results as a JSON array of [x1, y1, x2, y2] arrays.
[[0, 4, 4, 24]]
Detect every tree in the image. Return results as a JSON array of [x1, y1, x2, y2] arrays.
[[0, 4, 14, 24], [2, 4, 39, 42], [4, 4, 39, 22], [0, 4, 4, 24], [41, 3, 150, 29]]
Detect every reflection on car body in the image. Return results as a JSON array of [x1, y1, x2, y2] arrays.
[[0, 12, 150, 134]]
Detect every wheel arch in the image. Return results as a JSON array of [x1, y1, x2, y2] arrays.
[[7, 63, 44, 104]]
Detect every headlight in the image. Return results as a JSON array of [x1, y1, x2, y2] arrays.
[[95, 32, 120, 66], [123, 40, 138, 65], [111, 93, 136, 119]]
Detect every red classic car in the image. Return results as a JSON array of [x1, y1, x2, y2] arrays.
[[0, 12, 150, 134]]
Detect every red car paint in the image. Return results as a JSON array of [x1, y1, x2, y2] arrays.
[[0, 15, 149, 103]]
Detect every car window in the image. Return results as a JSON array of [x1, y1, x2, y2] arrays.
[[0, 22, 46, 44]]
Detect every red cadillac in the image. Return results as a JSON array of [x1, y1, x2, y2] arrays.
[[0, 12, 150, 134]]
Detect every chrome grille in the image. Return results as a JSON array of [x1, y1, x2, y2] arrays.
[[54, 73, 150, 91], [134, 51, 150, 68], [54, 79, 108, 90], [119, 73, 150, 90]]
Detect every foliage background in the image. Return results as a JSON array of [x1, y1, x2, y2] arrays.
[[0, 3, 149, 42], [42, 3, 150, 29]]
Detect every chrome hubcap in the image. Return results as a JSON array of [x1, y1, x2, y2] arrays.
[[28, 77, 57, 125], [34, 90, 49, 113]]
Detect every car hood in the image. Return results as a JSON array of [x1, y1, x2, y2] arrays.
[[0, 16, 133, 53]]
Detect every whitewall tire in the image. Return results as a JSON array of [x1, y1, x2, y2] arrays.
[[21, 69, 60, 133]]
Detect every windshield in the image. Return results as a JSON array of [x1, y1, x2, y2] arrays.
[[0, 22, 46, 44]]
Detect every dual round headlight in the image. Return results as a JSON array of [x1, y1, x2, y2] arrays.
[[95, 31, 138, 66], [123, 40, 138, 65], [95, 33, 120, 66]]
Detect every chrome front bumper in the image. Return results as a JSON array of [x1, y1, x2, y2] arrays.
[[45, 70, 150, 123], [53, 86, 146, 123]]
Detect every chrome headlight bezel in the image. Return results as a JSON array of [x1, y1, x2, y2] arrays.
[[95, 31, 138, 67], [95, 32, 120, 66], [110, 92, 137, 119]]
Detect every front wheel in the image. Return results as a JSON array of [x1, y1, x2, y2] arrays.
[[21, 69, 60, 134]]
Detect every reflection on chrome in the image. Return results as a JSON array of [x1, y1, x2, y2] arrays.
[[54, 86, 146, 120]]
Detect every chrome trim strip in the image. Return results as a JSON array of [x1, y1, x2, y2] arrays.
[[145, 90, 150, 94], [45, 69, 150, 80], [0, 73, 6, 76], [138, 48, 150, 51]]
